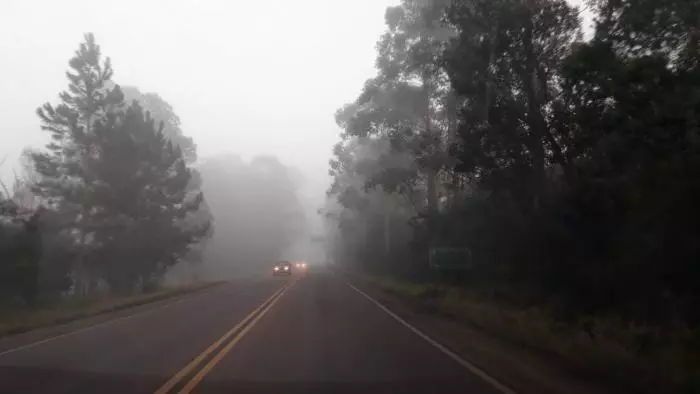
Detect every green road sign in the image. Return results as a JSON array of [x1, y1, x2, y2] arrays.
[[429, 247, 473, 270]]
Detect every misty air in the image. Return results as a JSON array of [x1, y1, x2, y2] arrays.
[[0, 0, 698, 393]]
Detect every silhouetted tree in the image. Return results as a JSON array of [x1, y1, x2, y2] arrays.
[[329, 0, 700, 328], [119, 85, 213, 273], [88, 103, 210, 293], [120, 86, 197, 163], [29, 33, 210, 294], [30, 33, 124, 295]]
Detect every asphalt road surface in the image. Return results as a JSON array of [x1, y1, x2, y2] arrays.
[[0, 267, 509, 394]]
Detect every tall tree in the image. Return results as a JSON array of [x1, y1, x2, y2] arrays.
[[330, 0, 458, 272], [329, 1, 700, 390], [444, 0, 581, 203], [88, 103, 209, 292], [119, 85, 212, 271], [327, 135, 416, 273], [31, 33, 124, 295], [556, 0, 700, 321], [120, 86, 197, 163], [30, 33, 210, 294], [350, 0, 456, 214]]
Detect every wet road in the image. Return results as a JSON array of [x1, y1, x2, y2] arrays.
[[0, 267, 508, 394]]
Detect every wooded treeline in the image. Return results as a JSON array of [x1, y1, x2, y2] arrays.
[[197, 153, 307, 279], [327, 0, 699, 330], [1, 34, 212, 304]]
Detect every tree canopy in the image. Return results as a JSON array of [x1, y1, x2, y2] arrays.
[[327, 1, 700, 389], [16, 33, 212, 296]]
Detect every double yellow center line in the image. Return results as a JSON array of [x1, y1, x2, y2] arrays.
[[154, 280, 296, 394]]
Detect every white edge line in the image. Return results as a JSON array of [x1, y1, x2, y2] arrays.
[[345, 281, 517, 394], [0, 283, 227, 358]]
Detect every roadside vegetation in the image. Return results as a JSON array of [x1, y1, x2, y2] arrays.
[[0, 31, 308, 334], [325, 0, 700, 392], [0, 34, 211, 309], [0, 281, 223, 338], [359, 273, 697, 393], [0, 32, 307, 323]]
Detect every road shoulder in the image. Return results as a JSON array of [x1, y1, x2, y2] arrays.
[[0, 281, 225, 355], [344, 273, 622, 394]]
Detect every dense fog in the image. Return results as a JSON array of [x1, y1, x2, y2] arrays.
[[2, 1, 699, 390]]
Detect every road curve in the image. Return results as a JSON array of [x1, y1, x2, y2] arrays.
[[0, 267, 507, 394]]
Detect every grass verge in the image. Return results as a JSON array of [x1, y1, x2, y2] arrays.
[[0, 281, 225, 338], [356, 273, 700, 394]]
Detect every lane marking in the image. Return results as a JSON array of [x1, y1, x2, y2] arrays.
[[154, 284, 288, 394], [0, 284, 228, 358], [178, 279, 297, 394], [345, 281, 517, 394]]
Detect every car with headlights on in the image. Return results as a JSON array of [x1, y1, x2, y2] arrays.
[[294, 261, 307, 270], [273, 261, 292, 276]]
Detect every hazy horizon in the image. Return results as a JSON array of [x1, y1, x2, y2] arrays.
[[1, 0, 590, 196], [0, 0, 402, 197]]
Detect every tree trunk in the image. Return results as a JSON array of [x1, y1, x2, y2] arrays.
[[384, 212, 391, 256], [482, 21, 499, 123], [74, 231, 88, 296], [521, 0, 567, 172]]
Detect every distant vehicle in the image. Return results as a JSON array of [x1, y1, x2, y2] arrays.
[[295, 261, 307, 269], [273, 261, 292, 276]]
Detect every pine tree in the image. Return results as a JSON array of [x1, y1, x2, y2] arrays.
[[119, 85, 213, 272], [31, 33, 124, 295], [120, 85, 197, 163], [88, 103, 209, 293]]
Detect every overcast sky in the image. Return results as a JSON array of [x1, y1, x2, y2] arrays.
[[0, 0, 590, 196]]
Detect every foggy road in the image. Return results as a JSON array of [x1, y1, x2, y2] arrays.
[[0, 268, 509, 394]]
